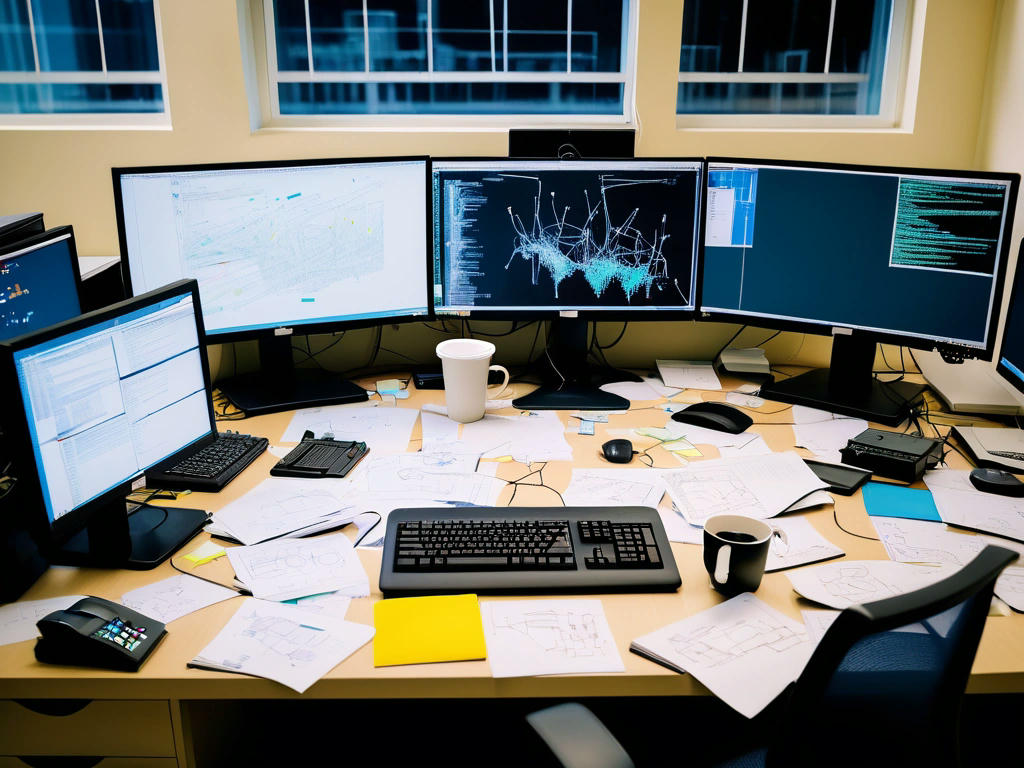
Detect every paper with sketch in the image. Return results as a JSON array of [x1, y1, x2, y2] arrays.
[[598, 380, 662, 401], [996, 567, 1024, 612], [785, 490, 834, 512], [871, 517, 986, 567], [793, 416, 867, 464], [630, 593, 814, 718], [765, 517, 844, 572], [787, 560, 952, 609], [353, 453, 505, 505], [800, 609, 840, 644], [121, 575, 237, 624], [285, 591, 352, 619], [482, 599, 624, 678], [210, 478, 357, 545], [925, 469, 1024, 543], [664, 420, 758, 450], [420, 410, 460, 448], [642, 376, 683, 398], [281, 403, 418, 454], [0, 595, 86, 646], [656, 359, 722, 390], [719, 434, 773, 457], [190, 599, 374, 693], [562, 469, 665, 508], [227, 533, 369, 601], [661, 452, 827, 526], [451, 412, 574, 463], [659, 504, 704, 544]]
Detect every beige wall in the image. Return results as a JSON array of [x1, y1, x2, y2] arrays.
[[0, 0, 1004, 379]]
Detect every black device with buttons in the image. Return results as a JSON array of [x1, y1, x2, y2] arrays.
[[34, 596, 166, 671], [840, 428, 943, 483]]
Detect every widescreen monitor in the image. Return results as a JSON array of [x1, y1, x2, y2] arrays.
[[431, 158, 703, 409], [0, 226, 83, 341], [113, 156, 431, 415], [0, 280, 210, 568], [996, 240, 1024, 398], [701, 158, 1019, 424]]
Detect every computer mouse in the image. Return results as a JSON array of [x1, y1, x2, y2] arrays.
[[601, 439, 635, 464], [670, 401, 753, 435], [969, 467, 1024, 497]]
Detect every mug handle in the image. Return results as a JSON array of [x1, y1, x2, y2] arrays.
[[487, 365, 511, 398], [714, 545, 731, 585]]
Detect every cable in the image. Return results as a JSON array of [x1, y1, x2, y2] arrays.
[[170, 557, 249, 594], [833, 507, 880, 541], [504, 462, 566, 506], [713, 325, 748, 361], [353, 512, 383, 547], [595, 322, 629, 350]]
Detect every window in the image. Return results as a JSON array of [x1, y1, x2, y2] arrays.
[[0, 0, 166, 124], [677, 0, 908, 123], [257, 1, 634, 123]]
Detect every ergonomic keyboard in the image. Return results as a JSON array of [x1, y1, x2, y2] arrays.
[[379, 506, 681, 596], [145, 432, 269, 492]]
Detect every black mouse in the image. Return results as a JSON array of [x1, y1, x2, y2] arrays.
[[601, 439, 635, 464], [969, 467, 1024, 497], [670, 401, 753, 434]]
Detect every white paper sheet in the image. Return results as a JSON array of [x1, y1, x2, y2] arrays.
[[454, 412, 574, 463], [0, 595, 86, 646], [190, 599, 374, 693], [793, 417, 867, 464], [562, 468, 666, 508], [995, 566, 1024, 612], [211, 478, 357, 545], [120, 575, 238, 624], [787, 560, 951, 609], [420, 409, 461, 448], [659, 505, 704, 544], [800, 609, 840, 644], [785, 489, 835, 512], [286, 591, 352, 619], [642, 376, 683, 398], [765, 517, 844, 572], [661, 452, 827, 526], [656, 359, 722, 390], [482, 599, 624, 678], [791, 406, 858, 424], [719, 434, 773, 457], [663, 420, 758, 449], [630, 593, 814, 718], [925, 469, 1024, 543], [227, 533, 369, 601], [354, 453, 505, 504], [872, 517, 987, 566], [281, 403, 419, 454], [598, 380, 662, 401]]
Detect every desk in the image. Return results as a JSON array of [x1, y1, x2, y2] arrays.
[[1, 374, 1022, 766]]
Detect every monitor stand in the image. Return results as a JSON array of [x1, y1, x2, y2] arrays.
[[758, 335, 926, 426], [512, 318, 638, 411], [52, 500, 208, 570], [217, 334, 368, 416]]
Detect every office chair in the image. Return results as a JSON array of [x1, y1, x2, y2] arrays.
[[526, 545, 1019, 768]]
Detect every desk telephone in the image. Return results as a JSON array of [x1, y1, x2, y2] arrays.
[[35, 596, 166, 671], [271, 431, 370, 478]]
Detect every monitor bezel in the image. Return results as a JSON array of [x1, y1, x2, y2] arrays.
[[0, 225, 85, 340], [996, 240, 1024, 396], [112, 156, 435, 344], [0, 279, 216, 549], [699, 157, 1020, 361], [430, 156, 706, 321]]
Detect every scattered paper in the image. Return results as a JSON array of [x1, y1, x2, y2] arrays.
[[630, 593, 814, 718], [0, 595, 86, 646], [562, 468, 666, 508], [719, 434, 773, 457], [281, 403, 418, 454], [765, 517, 844, 572], [792, 416, 867, 464], [598, 380, 661, 401], [925, 469, 1024, 543], [787, 560, 951, 609], [227, 533, 369, 601], [642, 376, 683, 398], [454, 412, 574, 463], [656, 359, 722, 391], [184, 540, 226, 565], [800, 609, 840, 643], [483, 599, 624, 678], [659, 504, 704, 544], [285, 591, 352, 619], [663, 420, 758, 450], [995, 567, 1024, 612], [725, 392, 766, 409], [792, 406, 857, 424], [354, 453, 505, 505], [190, 599, 374, 693], [872, 517, 986, 566], [121, 575, 238, 624], [661, 452, 827, 526]]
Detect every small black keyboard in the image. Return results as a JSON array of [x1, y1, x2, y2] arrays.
[[381, 506, 681, 596], [991, 450, 1024, 461], [146, 433, 268, 491]]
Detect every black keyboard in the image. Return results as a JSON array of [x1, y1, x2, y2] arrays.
[[146, 432, 269, 492], [990, 450, 1024, 462], [380, 506, 681, 596]]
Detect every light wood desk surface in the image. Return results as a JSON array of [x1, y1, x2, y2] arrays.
[[2, 373, 1023, 708]]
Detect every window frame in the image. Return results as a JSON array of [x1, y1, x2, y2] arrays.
[[676, 0, 913, 129], [248, 0, 638, 128], [0, 0, 171, 130]]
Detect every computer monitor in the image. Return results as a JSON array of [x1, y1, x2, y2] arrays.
[[701, 158, 1019, 424], [0, 280, 211, 569], [0, 226, 84, 341], [431, 158, 703, 409], [113, 157, 432, 415], [996, 240, 1024, 398]]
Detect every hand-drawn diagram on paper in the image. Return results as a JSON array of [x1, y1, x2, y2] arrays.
[[121, 574, 237, 624], [787, 560, 950, 610], [667, 607, 806, 668]]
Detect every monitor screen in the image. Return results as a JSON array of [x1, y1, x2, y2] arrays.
[[11, 288, 212, 526], [997, 241, 1024, 395], [115, 157, 431, 338], [0, 227, 82, 341], [701, 160, 1018, 353], [431, 159, 703, 315]]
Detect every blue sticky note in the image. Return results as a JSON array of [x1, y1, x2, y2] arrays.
[[861, 482, 941, 522]]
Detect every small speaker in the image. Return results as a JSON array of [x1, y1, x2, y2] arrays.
[[508, 129, 635, 160]]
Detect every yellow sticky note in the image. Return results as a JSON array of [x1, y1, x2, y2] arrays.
[[184, 540, 226, 565], [373, 594, 486, 667]]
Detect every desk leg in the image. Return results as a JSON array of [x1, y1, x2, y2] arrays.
[[170, 699, 194, 768]]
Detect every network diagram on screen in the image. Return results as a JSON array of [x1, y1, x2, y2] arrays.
[[434, 162, 701, 313], [701, 163, 1013, 348]]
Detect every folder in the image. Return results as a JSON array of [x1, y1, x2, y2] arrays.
[[373, 593, 486, 667]]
